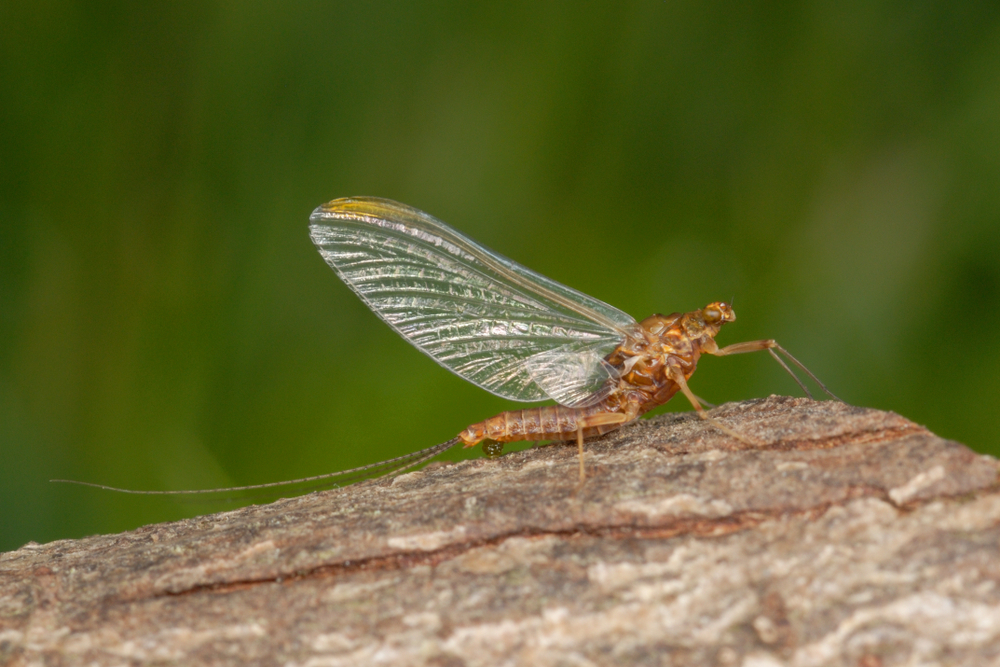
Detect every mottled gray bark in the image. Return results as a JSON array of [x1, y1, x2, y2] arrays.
[[2, 396, 999, 666]]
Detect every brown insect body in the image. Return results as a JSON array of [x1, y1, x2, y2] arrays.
[[459, 303, 735, 448]]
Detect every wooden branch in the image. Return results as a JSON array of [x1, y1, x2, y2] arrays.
[[3, 396, 999, 666]]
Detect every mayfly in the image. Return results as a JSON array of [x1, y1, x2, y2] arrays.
[[54, 197, 837, 495]]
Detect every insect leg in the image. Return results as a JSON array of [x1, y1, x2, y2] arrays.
[[668, 366, 762, 446], [693, 393, 716, 409], [708, 339, 840, 401], [571, 412, 628, 485]]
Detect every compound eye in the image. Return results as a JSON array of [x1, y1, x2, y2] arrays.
[[703, 307, 722, 324]]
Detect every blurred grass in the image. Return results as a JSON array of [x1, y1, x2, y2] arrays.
[[2, 1, 999, 551]]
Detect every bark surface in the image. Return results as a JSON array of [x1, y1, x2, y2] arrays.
[[2, 396, 999, 666]]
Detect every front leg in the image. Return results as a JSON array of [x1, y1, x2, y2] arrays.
[[702, 338, 839, 401]]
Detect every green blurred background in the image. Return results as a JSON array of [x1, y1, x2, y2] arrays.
[[2, 2, 999, 552]]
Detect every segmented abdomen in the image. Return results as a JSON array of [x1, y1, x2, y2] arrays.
[[458, 404, 626, 447]]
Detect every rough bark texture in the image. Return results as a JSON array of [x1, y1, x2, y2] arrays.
[[3, 396, 1000, 666]]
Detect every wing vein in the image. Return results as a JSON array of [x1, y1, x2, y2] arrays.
[[310, 197, 638, 404]]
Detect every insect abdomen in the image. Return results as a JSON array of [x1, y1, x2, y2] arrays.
[[458, 405, 626, 448]]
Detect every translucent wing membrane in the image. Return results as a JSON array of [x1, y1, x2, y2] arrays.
[[525, 344, 620, 407], [309, 197, 638, 404]]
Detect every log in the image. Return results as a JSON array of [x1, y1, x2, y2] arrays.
[[2, 396, 999, 666]]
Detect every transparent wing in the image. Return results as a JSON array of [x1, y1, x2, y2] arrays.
[[524, 344, 621, 408], [309, 197, 638, 404]]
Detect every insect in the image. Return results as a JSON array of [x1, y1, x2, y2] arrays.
[[311, 197, 837, 484], [54, 197, 837, 495]]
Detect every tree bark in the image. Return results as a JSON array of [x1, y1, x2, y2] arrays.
[[2, 396, 999, 666]]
